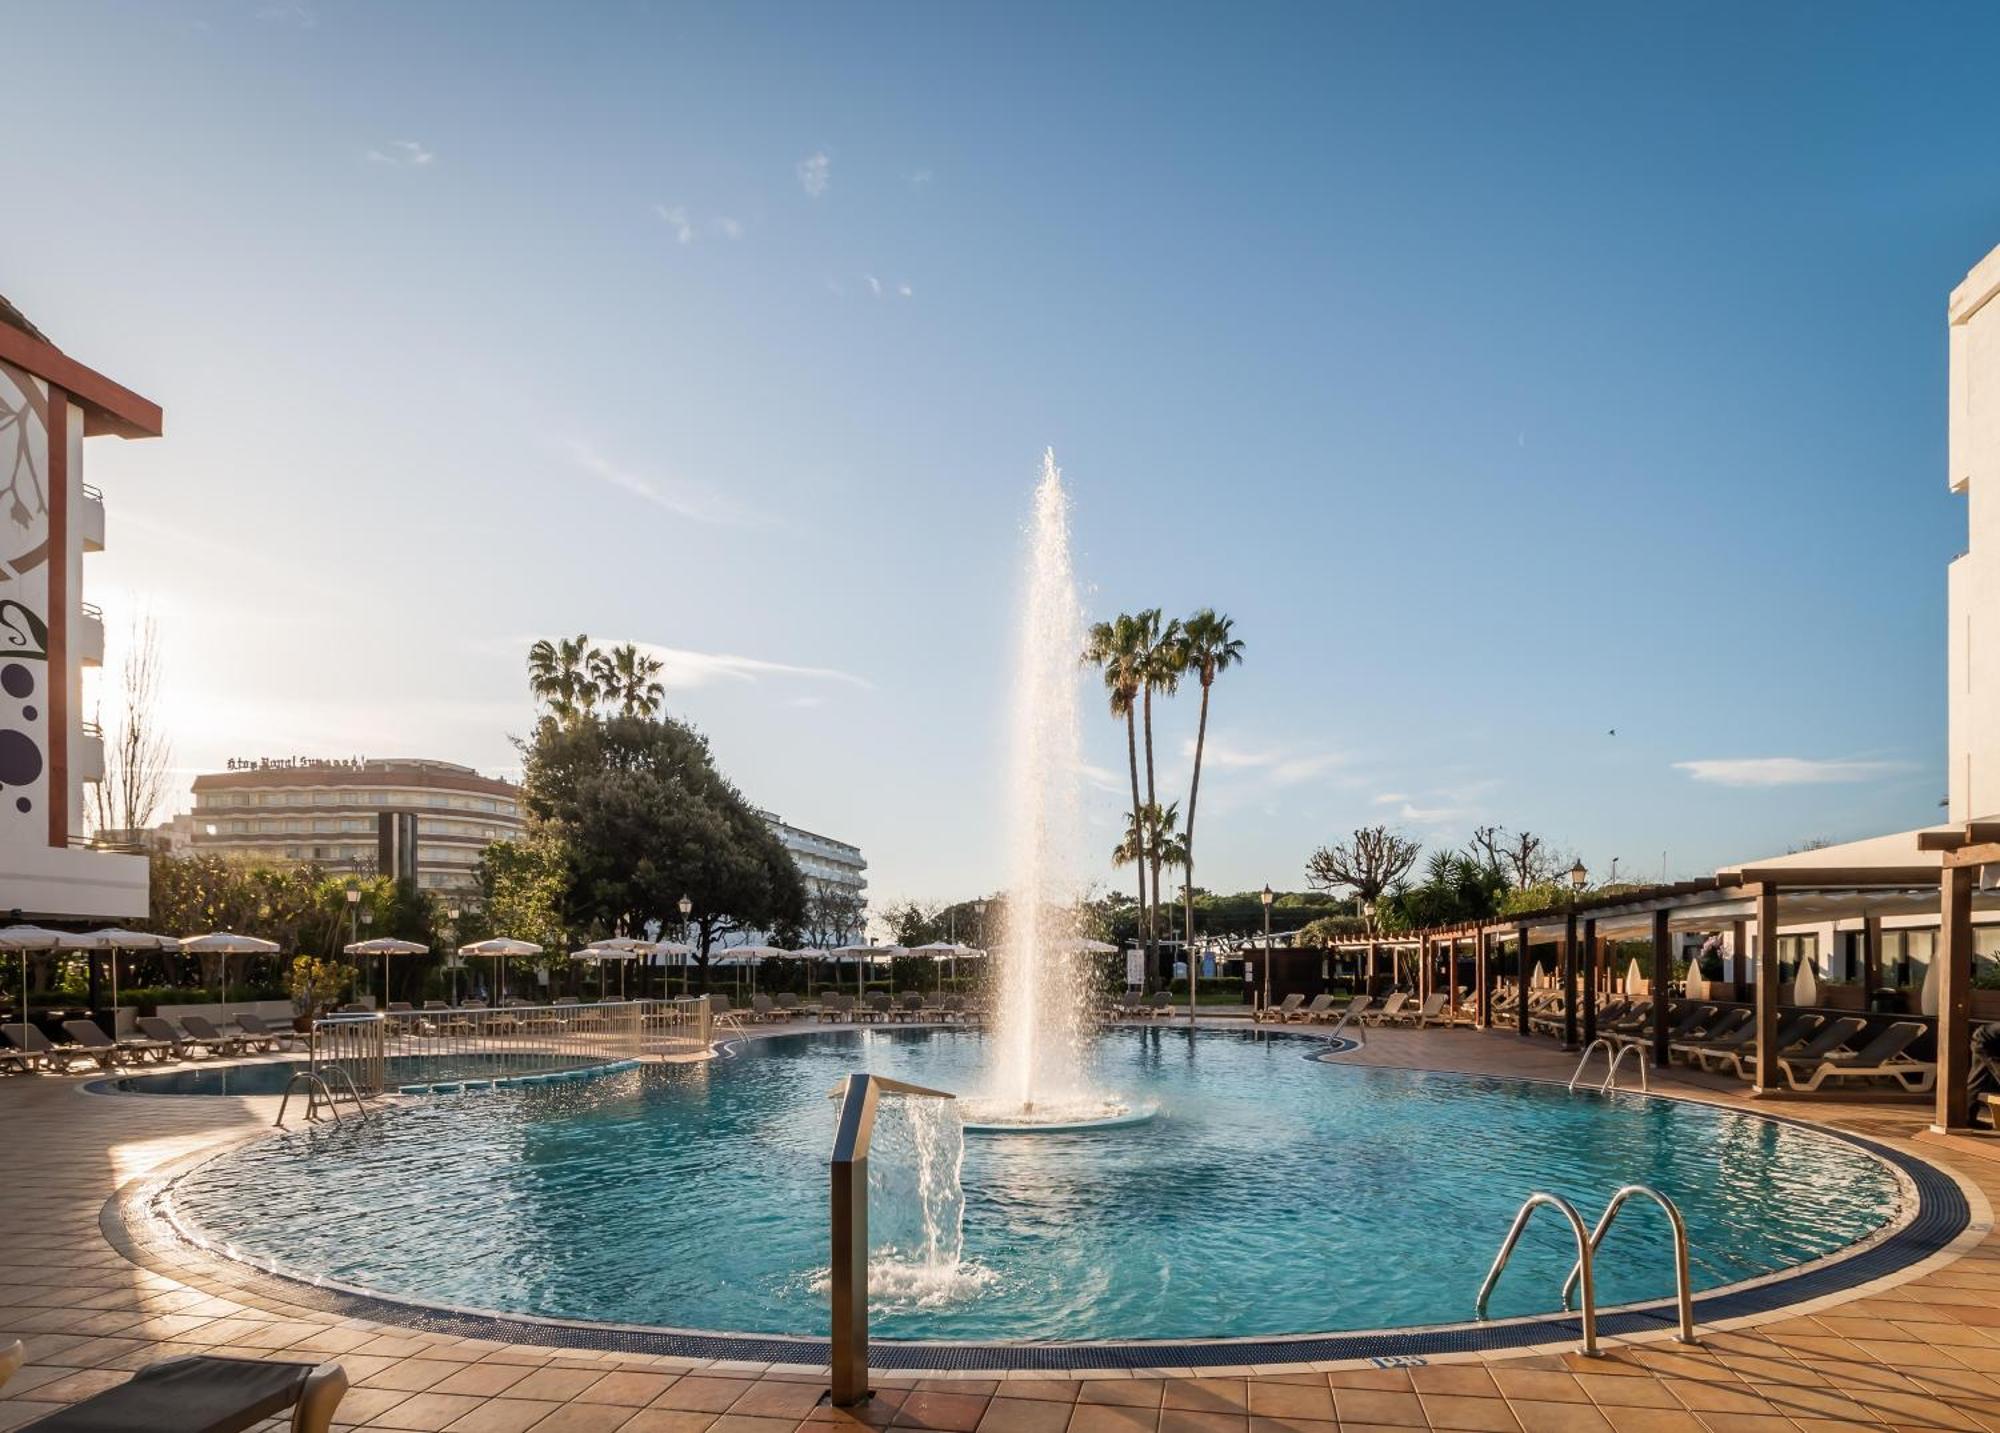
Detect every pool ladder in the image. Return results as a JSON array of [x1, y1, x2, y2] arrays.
[[274, 1068, 373, 1127], [1569, 1037, 1648, 1093], [1475, 1184, 1697, 1356]]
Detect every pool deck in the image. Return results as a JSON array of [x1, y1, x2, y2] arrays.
[[4, 1023, 2000, 1433]]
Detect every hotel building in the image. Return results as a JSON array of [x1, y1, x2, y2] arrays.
[[187, 758, 525, 893], [0, 296, 160, 921]]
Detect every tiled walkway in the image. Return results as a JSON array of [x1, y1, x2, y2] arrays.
[[3, 1026, 1999, 1432]]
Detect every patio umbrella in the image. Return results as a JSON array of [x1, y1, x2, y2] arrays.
[[909, 941, 980, 991], [85, 928, 181, 1019], [638, 940, 693, 996], [343, 937, 430, 1007], [178, 931, 282, 1022], [831, 944, 902, 999], [458, 937, 543, 1002], [712, 944, 788, 997], [574, 942, 640, 998], [0, 925, 71, 1029]]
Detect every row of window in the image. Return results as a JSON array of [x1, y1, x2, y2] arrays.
[[205, 818, 505, 840], [195, 789, 519, 817]]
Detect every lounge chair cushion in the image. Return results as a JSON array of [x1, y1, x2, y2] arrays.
[[25, 1354, 314, 1433]]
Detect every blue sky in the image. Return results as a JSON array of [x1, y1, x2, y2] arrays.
[[6, 1, 1999, 907]]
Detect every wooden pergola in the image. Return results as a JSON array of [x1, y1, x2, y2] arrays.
[[1322, 842, 1989, 1132]]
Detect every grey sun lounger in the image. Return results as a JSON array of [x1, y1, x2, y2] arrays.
[[1667, 1007, 1752, 1061], [1356, 991, 1410, 1026], [15, 1351, 348, 1433], [230, 1013, 292, 1052], [1255, 993, 1305, 1023], [3, 1022, 98, 1073], [62, 1018, 172, 1066], [1710, 1013, 1858, 1080], [1688, 1012, 1823, 1074], [177, 1016, 248, 1058], [1780, 1020, 1935, 1092]]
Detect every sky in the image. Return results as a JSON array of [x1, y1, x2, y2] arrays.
[[5, 0, 2000, 909]]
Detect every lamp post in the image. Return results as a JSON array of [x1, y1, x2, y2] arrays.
[[344, 882, 360, 1002], [445, 906, 460, 1005], [1260, 884, 1274, 1012], [1564, 860, 1588, 1050], [678, 894, 694, 995]]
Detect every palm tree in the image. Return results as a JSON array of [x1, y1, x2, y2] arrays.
[[1084, 614, 1151, 982], [1137, 610, 1186, 985], [1177, 610, 1244, 1011], [527, 634, 600, 720], [597, 642, 666, 717]]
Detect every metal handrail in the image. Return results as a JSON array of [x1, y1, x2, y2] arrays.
[[1561, 1184, 1697, 1344], [1474, 1192, 1601, 1357], [1568, 1038, 1648, 1093], [828, 1072, 955, 1406], [274, 1068, 370, 1127], [1324, 1001, 1369, 1046]]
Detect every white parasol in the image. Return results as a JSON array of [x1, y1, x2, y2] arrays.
[[343, 937, 430, 1008], [178, 931, 282, 1022], [458, 937, 543, 1002]]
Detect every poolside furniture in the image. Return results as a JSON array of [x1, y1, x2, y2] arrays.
[[1666, 1007, 1752, 1062], [1699, 1013, 1839, 1079], [776, 992, 808, 1019], [1, 1339, 20, 1389], [1682, 1011, 1817, 1072], [0, 1047, 28, 1076], [1256, 993, 1305, 1024], [12, 1351, 349, 1433], [1377, 992, 1446, 1028], [229, 1013, 288, 1053], [137, 1016, 205, 1060], [1288, 994, 1336, 1023], [1320, 993, 1373, 1026], [864, 992, 895, 1023], [235, 1013, 300, 1050], [1356, 991, 1410, 1026], [178, 1016, 248, 1057], [1780, 1020, 1935, 1093], [62, 1018, 170, 1066], [3, 1022, 98, 1073], [820, 993, 855, 1023], [750, 994, 784, 1023]]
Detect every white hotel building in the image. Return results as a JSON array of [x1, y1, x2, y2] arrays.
[[756, 808, 868, 908]]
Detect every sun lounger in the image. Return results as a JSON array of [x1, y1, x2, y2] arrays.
[[229, 1013, 291, 1052], [1, 1338, 20, 1388], [136, 1016, 205, 1059], [178, 1016, 248, 1058], [864, 992, 895, 1023], [1404, 992, 1451, 1027], [1665, 1007, 1751, 1061], [1321, 993, 1373, 1028], [1687, 1012, 1823, 1074], [0, 1048, 28, 1076], [1357, 991, 1410, 1026], [1256, 993, 1305, 1024], [62, 1018, 171, 1066], [1780, 1020, 1934, 1092], [3, 1022, 98, 1073], [1288, 993, 1336, 1023], [14, 1351, 348, 1433]]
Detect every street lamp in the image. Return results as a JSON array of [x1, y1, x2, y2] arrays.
[[446, 906, 461, 1004], [678, 894, 694, 995], [345, 882, 361, 1002], [1260, 884, 1275, 1011], [1569, 860, 1588, 893]]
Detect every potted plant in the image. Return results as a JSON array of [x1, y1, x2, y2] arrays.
[[289, 955, 346, 1032]]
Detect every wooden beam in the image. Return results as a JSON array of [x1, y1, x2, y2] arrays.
[[1942, 841, 2000, 869], [1731, 919, 1748, 1001], [1651, 908, 1671, 1067], [1516, 924, 1531, 1038], [1731, 865, 1941, 888], [1582, 918, 1598, 1046], [1862, 913, 1882, 1011], [1475, 931, 1490, 1029], [1562, 910, 1579, 1050], [1937, 863, 1975, 1132], [1752, 885, 1780, 1094]]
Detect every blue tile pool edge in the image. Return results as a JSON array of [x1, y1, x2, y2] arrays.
[[101, 1066, 1979, 1372]]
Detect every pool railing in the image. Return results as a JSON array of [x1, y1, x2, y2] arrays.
[[310, 996, 713, 1095]]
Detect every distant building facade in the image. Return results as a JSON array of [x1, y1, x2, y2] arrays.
[[757, 809, 868, 907], [186, 758, 524, 892], [1949, 244, 2000, 822], [0, 295, 161, 921]]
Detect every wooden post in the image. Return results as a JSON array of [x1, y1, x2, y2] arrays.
[[1562, 911, 1579, 1049], [1447, 937, 1460, 1022], [1862, 912, 1882, 1012], [1419, 938, 1431, 1002], [1516, 925, 1532, 1037], [1937, 863, 1975, 1132], [1475, 930, 1490, 1028], [1752, 885, 1780, 1094], [1731, 918, 1748, 1001], [1582, 919, 1598, 1045], [1651, 908, 1671, 1068]]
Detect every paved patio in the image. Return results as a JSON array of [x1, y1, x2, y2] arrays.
[[3, 1024, 1999, 1433]]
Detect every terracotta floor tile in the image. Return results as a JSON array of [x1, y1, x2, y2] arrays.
[[979, 1400, 1074, 1433], [893, 1392, 990, 1433], [1499, 1399, 1613, 1432], [1418, 1392, 1521, 1431], [1154, 1413, 1245, 1433], [702, 1417, 799, 1433], [1591, 1409, 1705, 1433], [1000, 1384, 1081, 1405], [509, 1370, 618, 1404], [656, 1381, 764, 1415], [619, 1414, 719, 1433], [1326, 1369, 1414, 1392], [444, 1402, 567, 1433], [1411, 1367, 1501, 1399], [1243, 1416, 1334, 1433], [1077, 1384, 1164, 1409], [1491, 1369, 1588, 1405], [1161, 1382, 1249, 1414], [434, 1365, 538, 1399], [1241, 1384, 1331, 1422], [727, 1385, 825, 1420], [1065, 1404, 1158, 1433], [365, 1392, 489, 1431], [1328, 1387, 1426, 1427]]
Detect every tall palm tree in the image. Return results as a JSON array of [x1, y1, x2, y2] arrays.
[[597, 642, 666, 717], [1177, 610, 1244, 1015], [527, 634, 599, 720], [1084, 614, 1150, 982], [1137, 610, 1186, 985]]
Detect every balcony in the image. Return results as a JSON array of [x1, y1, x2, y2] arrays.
[[81, 483, 105, 553], [78, 602, 104, 667], [78, 721, 106, 783]]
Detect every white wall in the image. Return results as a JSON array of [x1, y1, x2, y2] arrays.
[[1948, 242, 2000, 822]]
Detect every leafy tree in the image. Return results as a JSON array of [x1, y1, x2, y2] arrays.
[[473, 830, 570, 952], [519, 712, 805, 987], [592, 642, 667, 718], [1135, 609, 1185, 978], [1305, 826, 1422, 931], [1176, 609, 1243, 963], [1297, 914, 1368, 947], [880, 899, 942, 947], [801, 887, 868, 948], [1383, 850, 1508, 931], [527, 633, 601, 719]]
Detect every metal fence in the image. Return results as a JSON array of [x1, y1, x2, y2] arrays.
[[311, 996, 712, 1096]]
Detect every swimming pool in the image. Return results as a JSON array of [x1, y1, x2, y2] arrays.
[[164, 1026, 1907, 1346], [100, 1051, 607, 1097]]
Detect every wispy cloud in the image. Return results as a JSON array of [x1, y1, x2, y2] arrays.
[[561, 439, 748, 525], [257, 0, 316, 25], [613, 641, 872, 692], [654, 204, 694, 244], [712, 216, 743, 240], [367, 139, 434, 167], [1183, 737, 1345, 787], [1371, 792, 1408, 806], [865, 274, 882, 297], [907, 169, 933, 186], [1672, 756, 1910, 788], [797, 151, 831, 197]]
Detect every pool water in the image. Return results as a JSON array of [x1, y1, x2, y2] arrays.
[[166, 1027, 1902, 1342]]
